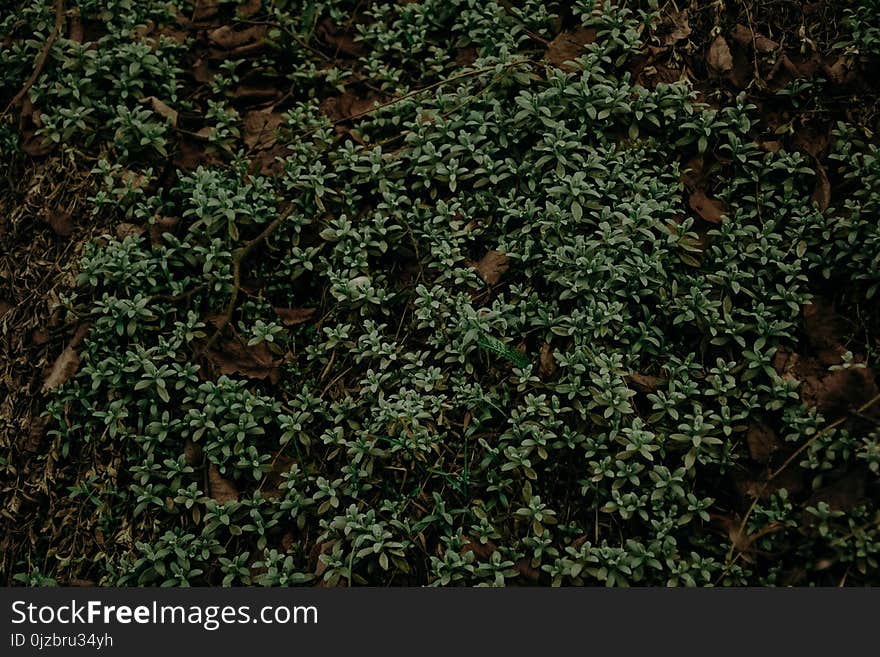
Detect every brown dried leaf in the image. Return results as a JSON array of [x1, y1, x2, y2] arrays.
[[824, 56, 856, 87], [191, 58, 215, 84], [688, 189, 726, 223], [141, 96, 178, 126], [69, 323, 91, 349], [627, 373, 664, 393], [208, 464, 238, 504], [274, 307, 317, 326], [730, 24, 778, 53], [20, 131, 53, 157], [663, 10, 691, 45], [319, 94, 380, 122], [69, 13, 84, 43], [32, 328, 51, 345], [208, 25, 266, 49], [539, 343, 556, 377], [461, 538, 497, 561], [746, 423, 780, 463], [206, 337, 283, 383], [236, 0, 261, 18], [248, 143, 288, 176], [42, 209, 74, 237], [42, 346, 79, 393], [707, 35, 733, 74], [25, 417, 47, 452], [811, 161, 831, 212], [312, 541, 337, 577], [192, 0, 220, 21], [808, 470, 866, 513], [471, 250, 510, 285], [793, 123, 830, 159], [183, 439, 204, 466], [804, 368, 878, 415], [243, 108, 284, 150], [545, 27, 598, 70], [149, 215, 179, 246], [316, 18, 363, 57], [754, 36, 778, 53], [115, 222, 144, 240], [803, 298, 846, 354], [514, 558, 541, 582], [231, 85, 281, 104]]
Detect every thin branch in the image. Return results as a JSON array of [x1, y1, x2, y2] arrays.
[[717, 391, 880, 582], [199, 213, 289, 354], [298, 58, 534, 137], [1, 0, 65, 121]]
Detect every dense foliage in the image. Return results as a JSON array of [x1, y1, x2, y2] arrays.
[[2, 0, 879, 586]]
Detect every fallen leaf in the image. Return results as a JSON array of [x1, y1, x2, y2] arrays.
[[627, 373, 665, 393], [734, 466, 806, 501], [746, 423, 780, 463], [803, 367, 878, 415], [115, 222, 144, 240], [319, 94, 380, 122], [31, 328, 51, 345], [236, 0, 261, 18], [183, 439, 204, 466], [316, 18, 363, 57], [42, 209, 74, 237], [274, 307, 317, 326], [141, 96, 178, 127], [25, 417, 47, 452], [455, 46, 478, 67], [824, 56, 856, 87], [713, 514, 783, 561], [69, 578, 95, 587], [471, 249, 510, 285], [461, 538, 497, 561], [42, 346, 79, 393], [545, 27, 598, 70], [231, 85, 282, 103], [206, 336, 283, 383], [208, 25, 266, 50], [730, 24, 778, 53], [191, 58, 214, 84], [69, 323, 91, 349], [688, 189, 726, 223], [149, 215, 179, 246], [208, 464, 238, 504], [191, 0, 219, 21], [807, 470, 866, 513], [248, 143, 287, 176], [20, 132, 53, 157], [243, 108, 285, 150], [311, 541, 337, 577], [707, 35, 733, 74], [803, 298, 846, 355], [811, 161, 831, 212], [663, 10, 691, 45], [539, 343, 556, 377], [793, 123, 830, 158], [514, 558, 540, 582], [173, 135, 222, 171], [69, 13, 84, 43]]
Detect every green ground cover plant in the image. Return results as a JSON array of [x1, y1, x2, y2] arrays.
[[1, 0, 879, 586]]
